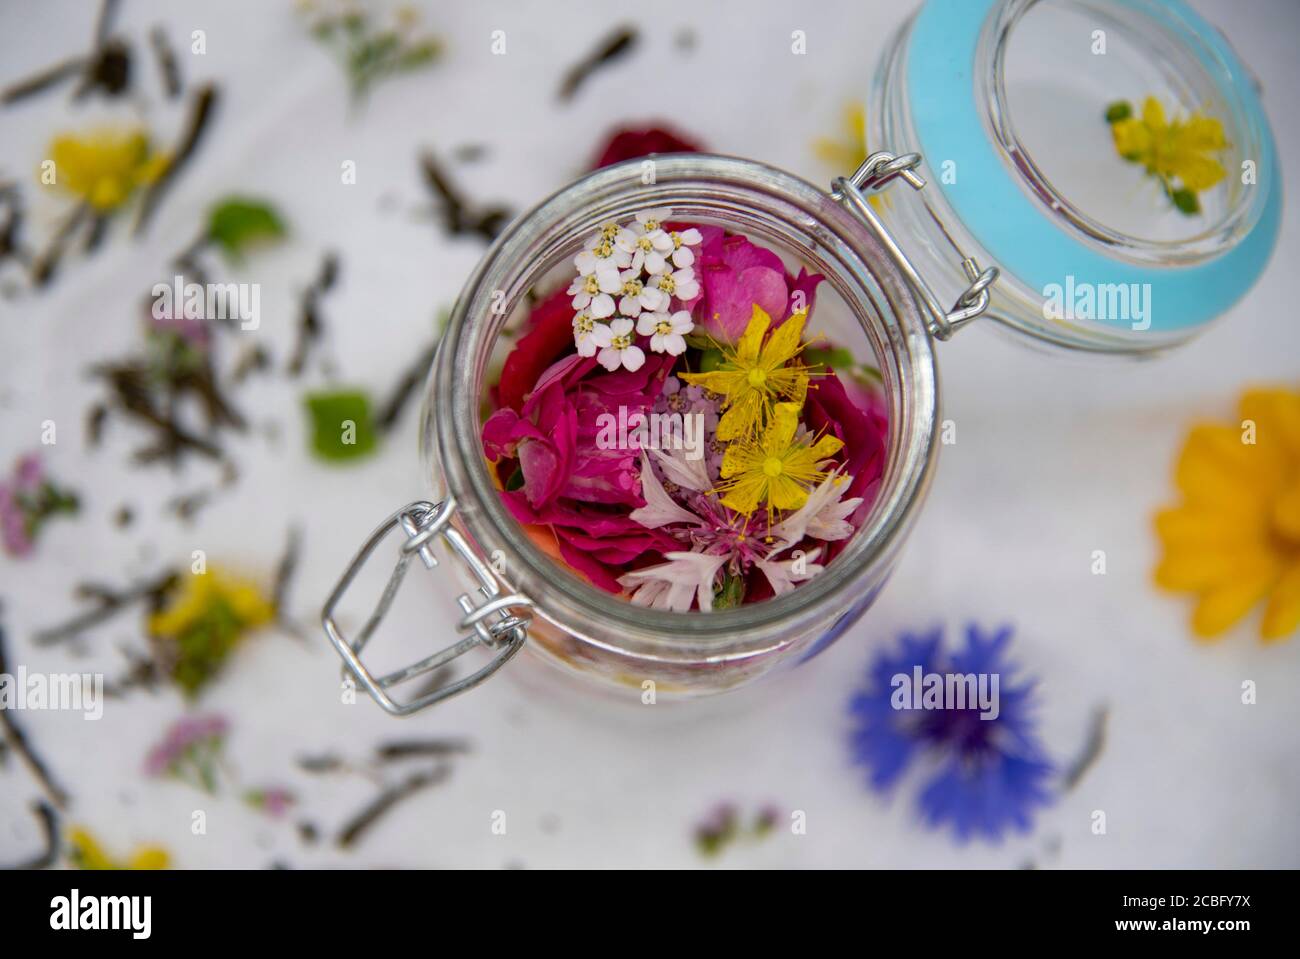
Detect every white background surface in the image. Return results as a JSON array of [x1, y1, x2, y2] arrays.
[[1, 0, 1297, 868]]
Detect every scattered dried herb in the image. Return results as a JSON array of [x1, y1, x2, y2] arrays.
[[558, 26, 638, 101], [375, 339, 437, 434], [149, 25, 182, 98], [1, 0, 128, 105], [89, 309, 247, 467], [374, 738, 472, 762], [0, 618, 70, 808], [32, 569, 179, 647], [31, 204, 90, 288], [1062, 705, 1108, 791], [301, 3, 442, 101], [134, 83, 219, 236], [336, 763, 451, 849], [289, 252, 338, 376], [3, 800, 60, 870], [420, 151, 511, 243]]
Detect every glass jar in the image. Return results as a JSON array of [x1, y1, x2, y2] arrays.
[[322, 0, 1280, 716]]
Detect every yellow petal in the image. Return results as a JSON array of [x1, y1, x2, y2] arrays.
[[735, 306, 772, 364], [1154, 547, 1275, 591], [1153, 506, 1265, 548], [767, 474, 809, 512], [715, 390, 763, 441], [1141, 96, 1167, 131], [679, 369, 740, 397], [762, 311, 807, 368], [762, 403, 800, 454], [1261, 561, 1300, 642], [1181, 114, 1228, 151], [128, 846, 171, 870], [1175, 424, 1282, 504], [1240, 388, 1300, 460], [1191, 563, 1278, 638], [808, 433, 845, 461], [719, 475, 765, 515]]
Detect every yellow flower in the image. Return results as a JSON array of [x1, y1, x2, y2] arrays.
[[67, 827, 170, 870], [680, 305, 814, 441], [1110, 96, 1228, 194], [1154, 387, 1300, 641], [149, 567, 275, 639], [45, 128, 169, 212], [714, 402, 843, 516]]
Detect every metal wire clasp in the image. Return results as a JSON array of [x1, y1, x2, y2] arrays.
[[831, 151, 999, 340], [322, 497, 533, 716]]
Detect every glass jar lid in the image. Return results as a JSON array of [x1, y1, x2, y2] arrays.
[[873, 0, 1281, 353]]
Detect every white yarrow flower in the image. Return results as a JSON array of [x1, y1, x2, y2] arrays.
[[667, 227, 703, 268], [572, 312, 608, 358], [574, 230, 632, 277], [615, 269, 666, 317], [648, 265, 700, 303], [636, 309, 693, 356], [596, 317, 645, 372], [568, 270, 619, 318]]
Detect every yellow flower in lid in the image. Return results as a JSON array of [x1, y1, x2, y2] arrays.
[[1108, 96, 1228, 212], [679, 305, 814, 442], [1154, 387, 1300, 641], [44, 128, 169, 212], [714, 402, 843, 517]]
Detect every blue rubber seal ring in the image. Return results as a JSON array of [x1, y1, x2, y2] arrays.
[[906, 0, 1281, 332]]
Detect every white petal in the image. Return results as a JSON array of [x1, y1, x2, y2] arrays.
[[596, 263, 623, 293], [636, 313, 662, 336], [574, 251, 596, 275], [649, 445, 710, 492], [589, 323, 614, 348], [597, 347, 622, 371], [629, 453, 704, 529], [663, 333, 687, 356], [609, 317, 635, 336], [674, 277, 700, 300], [621, 345, 646, 371], [644, 251, 667, 275], [591, 294, 616, 318], [575, 334, 598, 357], [651, 231, 674, 252], [669, 310, 694, 334], [619, 296, 643, 317], [671, 246, 695, 268], [679, 228, 702, 245]]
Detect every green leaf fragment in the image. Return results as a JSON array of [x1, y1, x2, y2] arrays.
[[1104, 100, 1132, 124], [713, 570, 746, 610], [304, 390, 378, 462], [1170, 187, 1200, 215], [207, 198, 286, 259]]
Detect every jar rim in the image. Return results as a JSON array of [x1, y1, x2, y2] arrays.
[[427, 154, 940, 661]]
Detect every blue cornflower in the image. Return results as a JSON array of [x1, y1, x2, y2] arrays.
[[848, 623, 1054, 842]]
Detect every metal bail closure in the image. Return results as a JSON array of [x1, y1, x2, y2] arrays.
[[831, 151, 999, 341], [322, 497, 533, 716]]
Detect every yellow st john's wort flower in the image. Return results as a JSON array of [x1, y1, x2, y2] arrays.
[[149, 567, 276, 695], [67, 827, 170, 870], [714, 402, 843, 516], [44, 128, 169, 211], [1110, 97, 1228, 194], [680, 305, 814, 441], [1154, 388, 1300, 642]]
